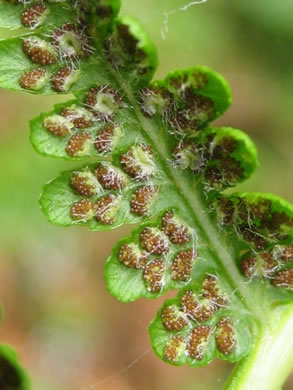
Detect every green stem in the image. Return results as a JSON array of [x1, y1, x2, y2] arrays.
[[223, 304, 293, 390]]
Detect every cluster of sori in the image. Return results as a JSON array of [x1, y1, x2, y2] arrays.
[[157, 275, 240, 364], [118, 210, 195, 293], [39, 68, 230, 162], [43, 85, 125, 157], [172, 133, 245, 190], [10, 0, 95, 92], [140, 71, 216, 132], [137, 70, 255, 190], [68, 137, 159, 225], [104, 16, 157, 78], [5, 0, 157, 93], [217, 196, 293, 289]]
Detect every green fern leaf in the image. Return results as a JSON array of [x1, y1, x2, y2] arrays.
[[0, 345, 29, 390], [1, 0, 293, 386]]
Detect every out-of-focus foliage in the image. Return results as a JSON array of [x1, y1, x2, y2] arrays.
[[0, 1, 293, 389]]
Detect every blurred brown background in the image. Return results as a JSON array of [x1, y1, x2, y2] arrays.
[[0, 1, 293, 389]]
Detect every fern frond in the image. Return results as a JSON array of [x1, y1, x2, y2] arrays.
[[1, 0, 293, 380]]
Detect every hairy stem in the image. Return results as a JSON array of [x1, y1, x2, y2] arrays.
[[223, 304, 293, 390]]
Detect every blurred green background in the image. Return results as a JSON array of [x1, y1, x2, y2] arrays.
[[0, 0, 293, 389]]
